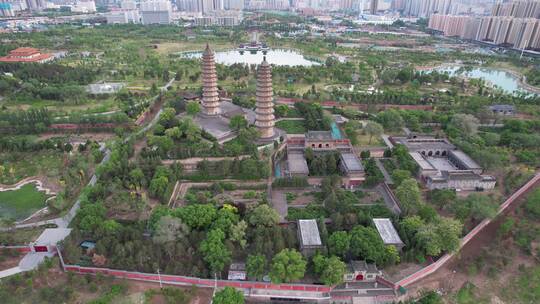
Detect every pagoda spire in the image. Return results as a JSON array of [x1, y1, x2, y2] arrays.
[[201, 44, 220, 116], [255, 57, 275, 139]]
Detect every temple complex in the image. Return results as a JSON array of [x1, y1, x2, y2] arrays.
[[254, 57, 275, 139]]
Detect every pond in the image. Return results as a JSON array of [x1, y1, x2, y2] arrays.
[[330, 122, 342, 139], [181, 49, 320, 66], [0, 183, 50, 221], [427, 65, 533, 94], [275, 162, 282, 178]]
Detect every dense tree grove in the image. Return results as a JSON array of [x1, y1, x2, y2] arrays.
[[294, 102, 331, 131], [304, 149, 342, 176], [0, 109, 51, 133], [213, 287, 244, 304]]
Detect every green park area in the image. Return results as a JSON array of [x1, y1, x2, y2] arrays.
[[0, 183, 50, 221], [0, 17, 539, 304]]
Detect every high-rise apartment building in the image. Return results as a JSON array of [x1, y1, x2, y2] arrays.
[[0, 2, 15, 16], [370, 0, 378, 14], [201, 0, 223, 13], [492, 0, 540, 18], [140, 0, 172, 24], [224, 0, 243, 10], [177, 0, 203, 12], [403, 0, 454, 18], [25, 0, 46, 11], [428, 0, 540, 51]]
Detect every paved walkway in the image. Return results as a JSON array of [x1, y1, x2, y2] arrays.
[[381, 134, 394, 149], [19, 252, 54, 270], [271, 190, 288, 222], [0, 267, 22, 279], [375, 183, 402, 215], [0, 252, 56, 279], [375, 159, 394, 185]]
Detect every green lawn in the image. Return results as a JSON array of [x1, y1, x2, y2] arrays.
[[354, 132, 384, 147], [276, 120, 306, 134], [0, 183, 50, 221]]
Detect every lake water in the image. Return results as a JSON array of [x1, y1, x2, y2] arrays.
[[428, 65, 529, 94], [182, 49, 320, 67]]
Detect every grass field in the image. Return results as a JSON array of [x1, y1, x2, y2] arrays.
[[0, 183, 50, 221], [276, 120, 306, 134]]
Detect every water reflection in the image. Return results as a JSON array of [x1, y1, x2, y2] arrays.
[[429, 65, 529, 94]]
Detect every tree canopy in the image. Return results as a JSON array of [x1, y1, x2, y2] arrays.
[[269, 249, 307, 283]]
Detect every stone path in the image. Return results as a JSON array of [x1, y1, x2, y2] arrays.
[[375, 184, 402, 215], [381, 134, 394, 149], [375, 158, 394, 185]]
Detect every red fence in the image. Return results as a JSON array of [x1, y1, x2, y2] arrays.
[[395, 173, 540, 288], [62, 264, 331, 294]]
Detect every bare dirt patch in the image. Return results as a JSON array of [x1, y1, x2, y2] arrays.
[[0, 254, 22, 269]]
